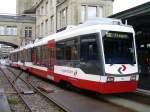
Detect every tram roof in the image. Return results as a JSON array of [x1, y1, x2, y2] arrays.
[[11, 18, 134, 52], [32, 18, 132, 47]]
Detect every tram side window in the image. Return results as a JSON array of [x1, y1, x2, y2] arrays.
[[16, 52, 18, 61], [12, 54, 13, 62], [46, 46, 50, 67], [20, 50, 26, 63], [40, 46, 43, 65], [16, 53, 18, 62], [56, 39, 78, 60], [25, 50, 27, 61], [24, 50, 27, 62], [65, 39, 78, 60], [13, 53, 15, 62], [56, 42, 65, 60], [27, 49, 31, 62], [40, 45, 49, 67], [18, 52, 21, 61], [10, 54, 12, 61], [12, 53, 18, 62], [80, 34, 98, 61], [22, 50, 26, 62], [32, 47, 37, 64], [36, 46, 41, 65], [20, 51, 23, 62]]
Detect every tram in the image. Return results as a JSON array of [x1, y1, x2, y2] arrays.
[[9, 18, 139, 94]]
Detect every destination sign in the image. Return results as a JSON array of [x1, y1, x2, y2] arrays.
[[106, 32, 129, 39]]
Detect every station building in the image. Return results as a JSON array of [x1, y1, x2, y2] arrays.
[[0, 15, 36, 46], [16, 0, 114, 38], [0, 15, 35, 57]]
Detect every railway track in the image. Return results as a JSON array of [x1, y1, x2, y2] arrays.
[[0, 67, 33, 112], [6, 68, 136, 112], [6, 66, 150, 112], [136, 88, 150, 97], [0, 66, 67, 112]]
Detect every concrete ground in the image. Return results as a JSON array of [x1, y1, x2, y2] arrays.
[[0, 89, 11, 112]]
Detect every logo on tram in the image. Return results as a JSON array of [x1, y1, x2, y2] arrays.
[[118, 65, 126, 74]]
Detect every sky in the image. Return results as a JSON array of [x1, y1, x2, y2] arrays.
[[113, 0, 150, 14], [0, 0, 16, 15], [0, 0, 150, 15]]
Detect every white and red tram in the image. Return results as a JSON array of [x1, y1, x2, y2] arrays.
[[9, 18, 139, 94]]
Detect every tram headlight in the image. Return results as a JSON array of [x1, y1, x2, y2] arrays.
[[107, 76, 114, 82], [130, 75, 136, 81]]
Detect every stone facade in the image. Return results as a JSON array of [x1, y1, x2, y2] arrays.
[[35, 0, 56, 38], [56, 0, 113, 30], [16, 0, 35, 15], [0, 15, 35, 46], [16, 0, 113, 38]]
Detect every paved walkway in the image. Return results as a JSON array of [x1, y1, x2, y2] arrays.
[[139, 74, 150, 90], [0, 89, 11, 112]]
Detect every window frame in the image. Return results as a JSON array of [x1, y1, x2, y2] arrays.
[[25, 27, 32, 38], [80, 33, 100, 61], [56, 37, 79, 61]]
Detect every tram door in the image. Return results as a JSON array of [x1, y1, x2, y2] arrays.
[[48, 40, 56, 70], [80, 33, 101, 75]]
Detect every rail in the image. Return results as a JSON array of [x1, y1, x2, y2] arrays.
[[7, 67, 71, 112], [0, 67, 33, 112]]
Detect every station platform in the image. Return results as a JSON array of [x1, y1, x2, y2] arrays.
[[138, 74, 150, 90], [0, 89, 11, 112]]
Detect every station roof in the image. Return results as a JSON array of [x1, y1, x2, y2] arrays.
[[110, 1, 150, 27], [110, 1, 150, 19]]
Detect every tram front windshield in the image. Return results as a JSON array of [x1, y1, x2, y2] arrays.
[[102, 31, 136, 64]]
